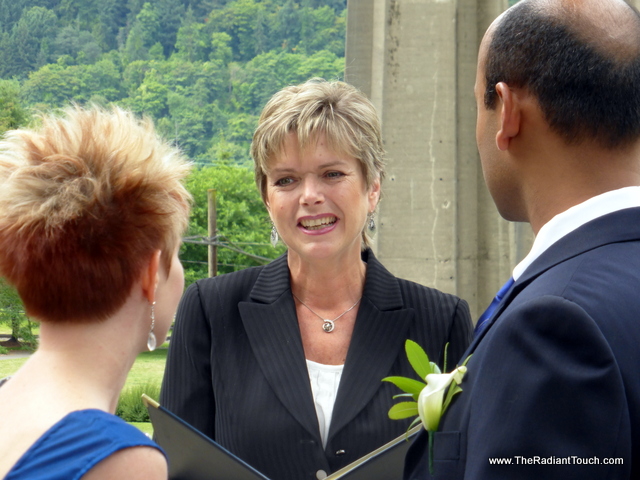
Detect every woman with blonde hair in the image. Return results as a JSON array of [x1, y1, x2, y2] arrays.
[[0, 105, 191, 479], [161, 79, 472, 480]]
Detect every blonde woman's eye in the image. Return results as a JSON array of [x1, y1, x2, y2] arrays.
[[326, 171, 345, 179], [274, 177, 294, 186]]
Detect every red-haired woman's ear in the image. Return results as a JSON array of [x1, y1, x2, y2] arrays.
[[141, 250, 161, 304]]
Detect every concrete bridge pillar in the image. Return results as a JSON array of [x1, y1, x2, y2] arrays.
[[345, 0, 533, 319]]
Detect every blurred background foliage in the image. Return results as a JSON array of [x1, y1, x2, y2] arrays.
[[1, 0, 341, 346]]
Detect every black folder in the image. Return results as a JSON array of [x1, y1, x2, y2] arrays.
[[143, 394, 420, 480]]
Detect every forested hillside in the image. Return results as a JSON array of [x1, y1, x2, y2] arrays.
[[0, 0, 346, 164], [0, 1, 347, 343], [0, 0, 346, 277]]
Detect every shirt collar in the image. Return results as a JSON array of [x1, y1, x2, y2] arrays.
[[513, 186, 640, 280]]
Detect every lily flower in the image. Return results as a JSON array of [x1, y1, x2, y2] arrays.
[[417, 365, 467, 431]]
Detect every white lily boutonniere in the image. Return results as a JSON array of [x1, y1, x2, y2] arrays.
[[382, 340, 470, 474]]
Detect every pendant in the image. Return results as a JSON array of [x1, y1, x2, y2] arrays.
[[147, 331, 157, 351], [322, 320, 335, 333]]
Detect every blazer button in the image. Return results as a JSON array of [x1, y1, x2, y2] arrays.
[[316, 470, 327, 479], [335, 449, 346, 456]]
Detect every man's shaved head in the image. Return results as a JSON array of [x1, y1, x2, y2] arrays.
[[482, 0, 640, 148]]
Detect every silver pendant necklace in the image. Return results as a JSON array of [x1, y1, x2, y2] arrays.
[[293, 294, 361, 333]]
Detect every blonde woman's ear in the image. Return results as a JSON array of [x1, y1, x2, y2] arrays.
[[368, 177, 382, 211]]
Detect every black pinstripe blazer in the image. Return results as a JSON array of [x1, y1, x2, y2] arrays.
[[160, 249, 472, 480]]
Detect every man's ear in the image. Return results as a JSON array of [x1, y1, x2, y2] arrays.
[[495, 82, 521, 151], [141, 250, 161, 304]]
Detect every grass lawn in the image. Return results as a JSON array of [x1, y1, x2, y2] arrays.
[[0, 345, 168, 387], [131, 421, 154, 436], [0, 357, 26, 379], [123, 345, 168, 391], [0, 323, 39, 336], [0, 344, 169, 435]]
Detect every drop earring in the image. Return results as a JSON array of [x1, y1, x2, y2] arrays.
[[147, 301, 157, 352], [367, 212, 376, 232], [270, 223, 279, 248]]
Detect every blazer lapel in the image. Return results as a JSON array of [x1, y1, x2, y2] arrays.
[[465, 207, 640, 356], [329, 251, 414, 439], [238, 254, 321, 442]]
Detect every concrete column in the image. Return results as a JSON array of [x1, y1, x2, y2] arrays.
[[345, 0, 532, 319], [626, 0, 640, 10]]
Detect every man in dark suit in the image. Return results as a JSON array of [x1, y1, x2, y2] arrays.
[[404, 0, 640, 478]]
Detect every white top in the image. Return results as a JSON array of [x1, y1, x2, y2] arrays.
[[513, 186, 640, 280], [306, 359, 344, 449]]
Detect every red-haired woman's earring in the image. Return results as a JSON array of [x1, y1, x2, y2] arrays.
[[270, 223, 279, 248], [147, 302, 157, 352]]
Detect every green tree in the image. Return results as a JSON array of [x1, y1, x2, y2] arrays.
[[233, 49, 344, 113], [135, 2, 160, 47], [181, 165, 285, 283], [306, 0, 345, 9], [123, 23, 149, 62], [209, 31, 233, 64], [0, 0, 58, 34], [155, 0, 185, 57], [173, 7, 207, 62], [148, 42, 165, 61], [21, 59, 124, 109], [0, 278, 35, 352], [253, 8, 268, 56], [52, 26, 102, 64], [123, 2, 160, 63], [122, 67, 169, 117], [1, 6, 58, 78], [206, 132, 250, 166], [205, 0, 266, 62], [0, 79, 29, 133], [297, 4, 345, 56], [94, 0, 131, 51], [226, 112, 257, 145], [55, 0, 101, 29], [233, 50, 302, 112], [0, 90, 33, 351], [271, 0, 300, 52], [296, 49, 344, 81]]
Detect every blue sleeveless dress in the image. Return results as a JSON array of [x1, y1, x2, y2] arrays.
[[6, 409, 165, 479]]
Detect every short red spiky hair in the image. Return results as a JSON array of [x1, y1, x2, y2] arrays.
[[0, 105, 192, 323]]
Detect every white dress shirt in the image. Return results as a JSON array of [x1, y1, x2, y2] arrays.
[[513, 186, 640, 280], [306, 359, 344, 449]]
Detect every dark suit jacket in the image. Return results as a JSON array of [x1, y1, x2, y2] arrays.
[[160, 249, 472, 480], [404, 208, 640, 480]]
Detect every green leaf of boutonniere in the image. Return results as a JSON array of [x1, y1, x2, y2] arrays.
[[405, 339, 440, 380], [383, 340, 470, 432], [383, 340, 471, 475], [382, 376, 427, 400], [388, 401, 419, 420]]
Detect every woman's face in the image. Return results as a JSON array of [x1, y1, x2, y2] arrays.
[[265, 133, 380, 264]]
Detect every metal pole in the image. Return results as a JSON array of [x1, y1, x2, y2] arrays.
[[208, 189, 217, 277]]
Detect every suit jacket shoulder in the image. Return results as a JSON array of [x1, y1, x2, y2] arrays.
[[404, 209, 640, 480]]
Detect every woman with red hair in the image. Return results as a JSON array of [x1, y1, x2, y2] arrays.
[[0, 105, 191, 480]]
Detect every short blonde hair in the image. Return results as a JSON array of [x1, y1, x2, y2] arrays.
[[250, 79, 386, 247], [0, 105, 192, 323]]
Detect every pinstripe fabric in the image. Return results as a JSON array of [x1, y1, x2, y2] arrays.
[[160, 249, 472, 480]]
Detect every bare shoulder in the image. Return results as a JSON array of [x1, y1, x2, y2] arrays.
[[82, 446, 167, 480]]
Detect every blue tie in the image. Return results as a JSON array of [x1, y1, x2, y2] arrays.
[[473, 277, 515, 337]]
